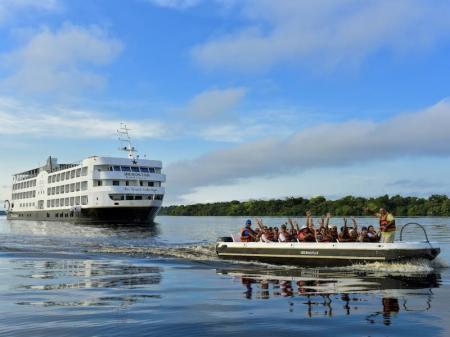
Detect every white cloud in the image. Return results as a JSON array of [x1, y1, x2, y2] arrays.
[[0, 0, 59, 24], [186, 87, 246, 121], [192, 0, 450, 71], [0, 23, 123, 94], [0, 96, 166, 139], [144, 0, 202, 9], [165, 99, 450, 200]]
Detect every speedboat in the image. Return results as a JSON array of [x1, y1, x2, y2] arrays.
[[215, 223, 440, 267]]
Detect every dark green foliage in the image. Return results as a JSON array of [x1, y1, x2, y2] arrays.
[[160, 194, 450, 216]]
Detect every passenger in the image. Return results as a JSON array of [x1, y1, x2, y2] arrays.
[[278, 224, 291, 242], [273, 227, 279, 241], [357, 227, 370, 242], [349, 217, 359, 242], [297, 225, 315, 242], [288, 218, 299, 238], [318, 226, 332, 242], [261, 226, 274, 242], [254, 228, 262, 242], [338, 219, 351, 242], [307, 219, 316, 241], [367, 225, 380, 242], [367, 208, 396, 243], [316, 216, 325, 241], [240, 219, 256, 242], [329, 225, 339, 242]]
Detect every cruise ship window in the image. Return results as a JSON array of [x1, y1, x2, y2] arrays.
[[126, 195, 133, 200], [113, 166, 121, 171], [121, 166, 131, 172], [81, 196, 88, 205], [56, 186, 59, 194], [65, 198, 69, 206], [52, 175, 56, 183], [71, 170, 75, 179], [66, 172, 70, 179], [113, 180, 119, 186], [140, 167, 149, 173], [76, 182, 80, 191], [32, 191, 36, 197], [56, 174, 60, 182], [47, 201, 50, 208], [155, 168, 161, 174], [81, 181, 88, 190], [131, 167, 139, 173], [135, 195, 142, 200], [61, 173, 65, 181], [56, 199, 59, 207], [51, 187, 55, 195], [81, 167, 88, 176], [149, 168, 155, 173], [125, 181, 129, 186], [96, 180, 102, 186], [147, 195, 153, 200], [139, 181, 143, 186], [76, 168, 81, 177], [70, 183, 75, 192], [51, 199, 55, 207], [60, 198, 64, 206], [47, 188, 51, 195], [148, 182, 154, 187], [75, 196, 80, 205], [70, 197, 74, 206], [65, 185, 69, 193]]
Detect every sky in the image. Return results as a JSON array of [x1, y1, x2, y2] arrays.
[[1, 0, 450, 206]]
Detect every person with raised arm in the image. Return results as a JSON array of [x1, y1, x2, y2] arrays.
[[338, 218, 351, 242], [288, 218, 298, 239], [256, 218, 274, 243], [367, 208, 396, 243], [349, 217, 359, 242]]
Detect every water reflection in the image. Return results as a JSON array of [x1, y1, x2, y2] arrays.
[[218, 268, 440, 325], [11, 258, 162, 308], [8, 220, 161, 239]]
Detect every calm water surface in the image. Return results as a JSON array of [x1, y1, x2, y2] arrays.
[[0, 215, 449, 337]]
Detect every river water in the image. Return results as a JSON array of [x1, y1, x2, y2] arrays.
[[0, 215, 449, 337]]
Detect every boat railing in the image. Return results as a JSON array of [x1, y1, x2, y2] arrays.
[[399, 222, 430, 243]]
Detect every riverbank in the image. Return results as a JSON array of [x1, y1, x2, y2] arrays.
[[160, 195, 450, 216]]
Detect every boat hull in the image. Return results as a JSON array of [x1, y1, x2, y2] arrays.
[[6, 206, 161, 224], [216, 241, 440, 267]]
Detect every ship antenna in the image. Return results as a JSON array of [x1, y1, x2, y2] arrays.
[[117, 123, 138, 160]]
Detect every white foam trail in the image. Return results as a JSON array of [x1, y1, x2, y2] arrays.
[[344, 259, 435, 273], [91, 244, 220, 262]]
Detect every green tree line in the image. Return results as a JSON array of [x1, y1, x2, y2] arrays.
[[160, 194, 450, 216]]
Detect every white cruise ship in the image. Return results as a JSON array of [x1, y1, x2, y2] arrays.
[[4, 125, 165, 224]]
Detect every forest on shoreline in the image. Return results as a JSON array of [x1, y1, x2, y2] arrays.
[[160, 195, 450, 216]]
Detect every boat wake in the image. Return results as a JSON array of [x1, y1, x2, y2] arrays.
[[90, 243, 220, 262]]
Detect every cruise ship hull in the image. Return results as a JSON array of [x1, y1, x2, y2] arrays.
[[6, 206, 161, 224]]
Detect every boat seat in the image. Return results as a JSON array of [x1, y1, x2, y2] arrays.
[[231, 233, 241, 242]]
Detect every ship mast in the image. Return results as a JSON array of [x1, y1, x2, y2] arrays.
[[117, 123, 138, 160]]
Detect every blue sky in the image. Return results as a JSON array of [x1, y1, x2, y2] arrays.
[[1, 0, 450, 205]]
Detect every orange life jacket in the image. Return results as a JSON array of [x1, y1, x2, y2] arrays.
[[240, 228, 253, 242], [380, 214, 396, 232]]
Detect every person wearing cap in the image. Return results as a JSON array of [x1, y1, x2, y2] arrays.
[[240, 219, 256, 242], [297, 224, 315, 242]]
